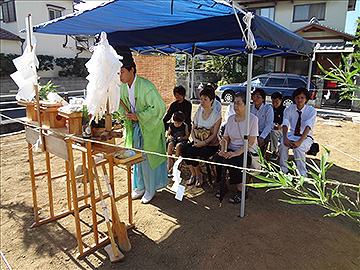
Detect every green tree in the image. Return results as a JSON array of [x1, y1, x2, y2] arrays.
[[205, 55, 266, 85], [315, 18, 360, 102]]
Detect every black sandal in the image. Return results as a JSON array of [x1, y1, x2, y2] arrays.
[[229, 191, 248, 204], [215, 187, 228, 198]]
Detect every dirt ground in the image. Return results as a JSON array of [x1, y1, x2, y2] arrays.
[[1, 109, 359, 270]]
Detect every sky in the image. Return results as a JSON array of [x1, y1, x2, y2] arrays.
[[345, 0, 359, 35], [76, 0, 359, 35]]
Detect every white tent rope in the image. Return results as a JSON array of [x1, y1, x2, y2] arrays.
[[231, 2, 257, 51]]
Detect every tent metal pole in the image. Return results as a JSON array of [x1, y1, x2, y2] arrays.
[[191, 55, 195, 99], [240, 51, 253, 218], [306, 56, 313, 91]]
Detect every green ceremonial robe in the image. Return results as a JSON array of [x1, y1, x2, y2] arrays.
[[118, 75, 167, 169]]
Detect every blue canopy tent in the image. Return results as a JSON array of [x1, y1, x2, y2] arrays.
[[32, 0, 315, 217], [33, 0, 314, 56]]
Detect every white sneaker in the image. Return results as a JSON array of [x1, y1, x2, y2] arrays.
[[131, 189, 145, 200], [140, 190, 154, 204]]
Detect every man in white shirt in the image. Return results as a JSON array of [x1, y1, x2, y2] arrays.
[[250, 89, 274, 154], [279, 87, 317, 176]]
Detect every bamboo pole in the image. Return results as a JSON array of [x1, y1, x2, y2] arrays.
[[86, 142, 99, 245], [45, 151, 54, 217], [65, 161, 72, 211], [92, 157, 124, 262], [68, 138, 83, 254], [27, 14, 45, 151], [28, 142, 39, 224]]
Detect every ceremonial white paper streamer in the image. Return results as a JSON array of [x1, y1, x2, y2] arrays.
[[11, 16, 39, 102], [104, 175, 113, 196], [171, 157, 185, 201], [85, 32, 122, 120], [101, 200, 109, 222]]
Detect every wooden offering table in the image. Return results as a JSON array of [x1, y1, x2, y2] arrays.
[[25, 124, 145, 258]]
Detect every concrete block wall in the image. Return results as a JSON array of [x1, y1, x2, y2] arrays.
[[133, 55, 176, 106], [0, 77, 88, 94]]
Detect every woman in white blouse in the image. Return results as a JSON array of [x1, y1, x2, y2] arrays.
[[216, 91, 259, 204], [182, 86, 222, 187]]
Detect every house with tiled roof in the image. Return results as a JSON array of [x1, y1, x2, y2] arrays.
[[0, 0, 91, 77], [0, 27, 23, 54], [236, 0, 357, 109]]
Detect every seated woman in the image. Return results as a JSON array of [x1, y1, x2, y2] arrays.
[[182, 86, 222, 187], [166, 111, 190, 177], [163, 85, 192, 133], [215, 91, 259, 204]]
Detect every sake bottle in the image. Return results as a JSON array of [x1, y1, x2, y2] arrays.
[[82, 105, 91, 138]]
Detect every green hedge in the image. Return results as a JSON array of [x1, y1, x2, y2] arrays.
[[55, 57, 89, 77], [0, 53, 18, 77]]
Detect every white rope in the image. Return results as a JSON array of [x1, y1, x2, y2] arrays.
[[2, 113, 358, 184], [312, 43, 321, 61], [0, 130, 25, 137], [0, 250, 12, 270], [325, 144, 360, 162], [0, 141, 26, 147], [231, 2, 257, 51]]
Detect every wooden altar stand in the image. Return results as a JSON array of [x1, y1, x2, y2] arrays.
[[25, 124, 144, 258]]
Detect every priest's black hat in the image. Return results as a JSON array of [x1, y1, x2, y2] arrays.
[[114, 45, 135, 68]]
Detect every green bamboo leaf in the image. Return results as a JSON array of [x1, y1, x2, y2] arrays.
[[252, 174, 281, 184], [348, 211, 360, 217], [279, 199, 319, 205], [247, 183, 281, 188], [307, 160, 320, 173], [347, 68, 359, 79], [331, 186, 339, 198], [322, 146, 330, 154], [282, 192, 321, 201], [266, 186, 290, 192], [324, 212, 343, 217], [307, 188, 321, 197], [309, 171, 323, 184], [324, 162, 334, 172], [317, 62, 326, 73]]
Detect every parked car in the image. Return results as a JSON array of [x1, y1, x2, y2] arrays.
[[215, 73, 316, 106]]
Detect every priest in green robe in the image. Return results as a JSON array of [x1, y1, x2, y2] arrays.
[[115, 46, 167, 204]]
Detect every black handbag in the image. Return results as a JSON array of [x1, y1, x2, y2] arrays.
[[307, 142, 319, 156]]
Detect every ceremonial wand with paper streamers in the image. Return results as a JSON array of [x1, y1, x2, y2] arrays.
[[10, 14, 44, 150]]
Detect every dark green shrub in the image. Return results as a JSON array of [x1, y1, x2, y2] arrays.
[[0, 53, 18, 77], [37, 55, 55, 71], [55, 57, 89, 77]]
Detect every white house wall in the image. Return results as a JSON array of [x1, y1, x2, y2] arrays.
[[0, 39, 22, 54], [1, 1, 79, 58], [242, 0, 348, 32]]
